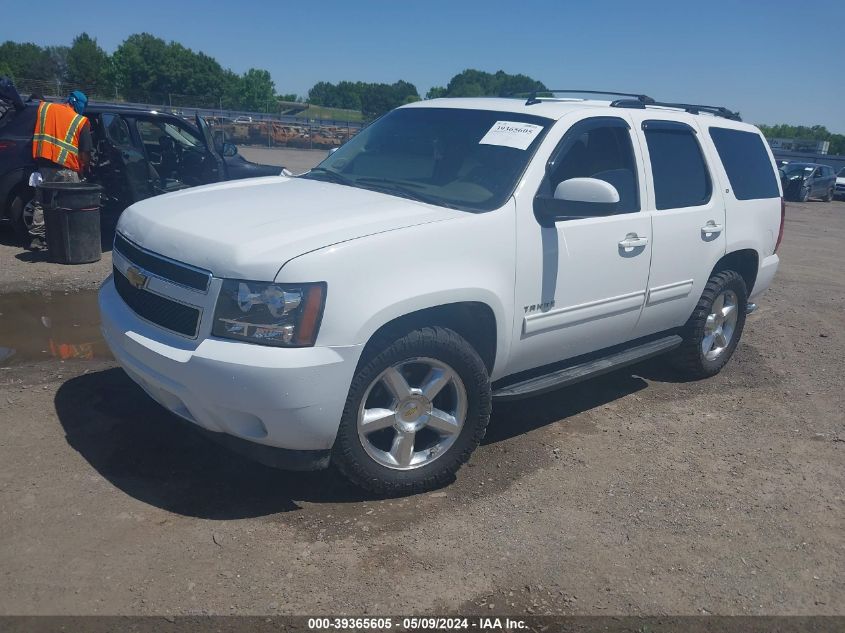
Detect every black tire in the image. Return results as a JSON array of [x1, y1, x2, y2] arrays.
[[823, 187, 833, 202], [7, 186, 35, 245], [671, 270, 748, 379], [332, 326, 491, 496]]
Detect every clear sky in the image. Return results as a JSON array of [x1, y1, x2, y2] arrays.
[[2, 0, 843, 132]]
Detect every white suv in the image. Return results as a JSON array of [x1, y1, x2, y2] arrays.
[[98, 92, 783, 494]]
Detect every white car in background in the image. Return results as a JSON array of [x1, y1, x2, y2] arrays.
[[99, 91, 783, 495]]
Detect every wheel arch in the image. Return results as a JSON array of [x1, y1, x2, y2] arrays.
[[711, 248, 759, 295], [359, 301, 500, 376], [0, 168, 32, 220]]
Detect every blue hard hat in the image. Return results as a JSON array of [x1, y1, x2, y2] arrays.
[[67, 90, 88, 114]]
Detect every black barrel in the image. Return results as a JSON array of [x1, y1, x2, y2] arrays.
[[39, 181, 104, 264]]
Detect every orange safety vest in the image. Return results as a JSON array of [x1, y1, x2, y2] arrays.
[[32, 102, 88, 172]]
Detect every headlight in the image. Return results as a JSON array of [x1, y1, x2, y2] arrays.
[[212, 280, 326, 347]]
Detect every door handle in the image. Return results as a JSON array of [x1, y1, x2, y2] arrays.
[[619, 233, 649, 248], [701, 221, 723, 236]]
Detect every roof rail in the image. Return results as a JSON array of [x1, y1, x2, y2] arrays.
[[514, 89, 655, 107], [508, 89, 741, 121], [613, 99, 742, 121]]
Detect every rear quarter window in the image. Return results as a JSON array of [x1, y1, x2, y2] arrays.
[[709, 127, 780, 200], [643, 121, 711, 210]]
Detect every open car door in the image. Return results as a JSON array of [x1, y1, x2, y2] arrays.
[[97, 113, 153, 207], [195, 114, 227, 183]]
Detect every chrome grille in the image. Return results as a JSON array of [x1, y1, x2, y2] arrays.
[[114, 233, 211, 292], [113, 266, 201, 337]]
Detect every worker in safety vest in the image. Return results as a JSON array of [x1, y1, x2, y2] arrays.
[[28, 90, 93, 250]]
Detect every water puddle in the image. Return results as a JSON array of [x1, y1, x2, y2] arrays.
[[0, 290, 112, 366]]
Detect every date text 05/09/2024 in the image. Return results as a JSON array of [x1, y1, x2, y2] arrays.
[[306, 617, 528, 630]]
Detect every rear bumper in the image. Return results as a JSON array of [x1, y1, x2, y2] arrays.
[[98, 276, 362, 457], [750, 254, 779, 300]]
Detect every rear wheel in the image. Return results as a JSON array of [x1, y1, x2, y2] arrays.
[[7, 187, 35, 244], [823, 187, 833, 202], [671, 270, 748, 379], [332, 326, 491, 495]]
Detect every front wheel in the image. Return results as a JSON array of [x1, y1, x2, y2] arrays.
[[671, 270, 748, 379], [332, 326, 491, 495], [800, 186, 811, 202]]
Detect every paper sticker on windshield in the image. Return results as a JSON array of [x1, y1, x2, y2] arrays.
[[479, 121, 543, 150]]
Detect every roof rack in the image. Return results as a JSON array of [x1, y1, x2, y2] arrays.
[[637, 101, 741, 121], [515, 89, 654, 107], [510, 88, 741, 121]]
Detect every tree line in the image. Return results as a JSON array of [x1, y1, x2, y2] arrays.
[[1, 35, 549, 118], [7, 33, 839, 144], [757, 124, 845, 156], [0, 33, 279, 111]]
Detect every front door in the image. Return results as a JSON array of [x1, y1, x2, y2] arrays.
[[628, 114, 726, 336], [97, 112, 152, 207], [508, 114, 653, 375]]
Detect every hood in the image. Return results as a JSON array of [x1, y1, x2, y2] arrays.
[[837, 176, 845, 185], [117, 176, 459, 281]]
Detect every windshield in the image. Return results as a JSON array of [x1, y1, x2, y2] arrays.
[[781, 164, 813, 176], [839, 168, 845, 177], [302, 107, 552, 211]]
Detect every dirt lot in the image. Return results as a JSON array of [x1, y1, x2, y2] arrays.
[[238, 147, 328, 174], [0, 198, 842, 616]]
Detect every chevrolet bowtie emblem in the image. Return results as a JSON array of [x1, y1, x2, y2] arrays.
[[125, 266, 149, 290]]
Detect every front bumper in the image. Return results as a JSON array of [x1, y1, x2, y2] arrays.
[[98, 276, 362, 460]]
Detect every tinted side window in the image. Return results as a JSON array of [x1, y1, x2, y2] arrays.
[[546, 119, 640, 214], [709, 127, 779, 200], [643, 121, 711, 210], [102, 113, 132, 147]]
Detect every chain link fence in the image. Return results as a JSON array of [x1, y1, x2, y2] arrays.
[[10, 77, 365, 151]]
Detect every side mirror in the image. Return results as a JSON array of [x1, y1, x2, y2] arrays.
[[534, 177, 620, 227], [221, 142, 238, 158]]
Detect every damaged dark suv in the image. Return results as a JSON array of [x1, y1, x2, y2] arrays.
[[0, 96, 282, 242]]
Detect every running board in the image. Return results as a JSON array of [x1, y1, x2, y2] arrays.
[[492, 334, 683, 401]]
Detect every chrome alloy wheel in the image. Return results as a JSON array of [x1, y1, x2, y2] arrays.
[[357, 357, 468, 470], [702, 290, 739, 361]]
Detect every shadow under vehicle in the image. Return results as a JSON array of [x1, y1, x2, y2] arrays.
[[0, 95, 283, 242]]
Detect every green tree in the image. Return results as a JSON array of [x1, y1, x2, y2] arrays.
[[111, 33, 170, 101], [239, 68, 275, 111], [67, 33, 111, 96], [758, 123, 845, 155], [0, 41, 56, 82], [308, 79, 419, 117], [0, 60, 14, 80], [439, 69, 546, 98], [425, 86, 447, 99]]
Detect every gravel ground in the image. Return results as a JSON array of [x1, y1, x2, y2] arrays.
[[0, 199, 842, 616]]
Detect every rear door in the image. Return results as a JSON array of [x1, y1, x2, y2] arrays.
[[98, 112, 152, 205], [628, 114, 726, 337]]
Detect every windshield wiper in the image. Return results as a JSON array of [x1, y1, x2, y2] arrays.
[[354, 177, 426, 189], [353, 178, 459, 209], [303, 167, 355, 186]]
